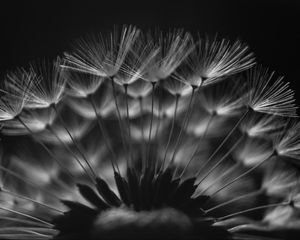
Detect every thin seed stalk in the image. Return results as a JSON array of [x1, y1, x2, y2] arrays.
[[196, 134, 244, 180], [124, 84, 134, 166], [52, 105, 97, 179], [205, 189, 263, 213], [169, 87, 196, 172], [217, 201, 290, 221], [111, 78, 130, 168], [146, 82, 156, 171], [0, 206, 53, 227], [88, 95, 119, 173], [161, 94, 180, 172], [196, 109, 249, 177], [139, 97, 147, 173], [47, 125, 94, 183], [15, 116, 76, 181], [0, 187, 64, 214], [180, 112, 215, 178], [211, 152, 276, 197]]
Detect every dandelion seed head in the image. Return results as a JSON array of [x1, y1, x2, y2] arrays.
[[246, 66, 298, 117], [0, 69, 33, 121], [273, 121, 300, 159], [141, 30, 194, 83], [62, 25, 140, 78], [234, 138, 273, 166], [125, 79, 153, 99], [198, 79, 245, 116], [1, 26, 300, 240], [186, 112, 230, 137], [113, 33, 160, 85], [37, 110, 93, 144], [262, 161, 300, 197], [162, 78, 193, 97], [2, 108, 56, 135], [19, 58, 67, 109], [67, 83, 115, 119], [174, 36, 255, 87], [64, 71, 104, 98], [240, 113, 284, 138]]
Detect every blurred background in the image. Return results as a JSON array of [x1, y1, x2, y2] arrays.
[[0, 0, 299, 101]]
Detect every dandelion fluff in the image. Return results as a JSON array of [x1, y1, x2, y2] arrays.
[[0, 26, 300, 240]]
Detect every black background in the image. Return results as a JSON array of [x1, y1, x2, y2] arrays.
[[1, 0, 299, 102]]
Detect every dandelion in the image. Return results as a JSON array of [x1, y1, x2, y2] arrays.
[[64, 71, 104, 98], [22, 57, 66, 109], [273, 120, 300, 161], [0, 68, 33, 121], [2, 108, 56, 135], [245, 65, 297, 117], [173, 35, 255, 87], [240, 113, 284, 138], [0, 26, 300, 240], [62, 25, 140, 78]]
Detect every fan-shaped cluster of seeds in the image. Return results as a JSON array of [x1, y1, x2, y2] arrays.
[[0, 25, 300, 240]]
